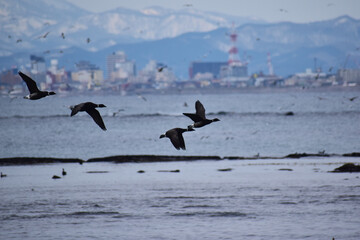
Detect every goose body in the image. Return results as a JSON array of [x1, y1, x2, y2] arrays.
[[183, 100, 220, 129], [18, 71, 56, 100], [160, 127, 194, 150], [70, 102, 107, 131]]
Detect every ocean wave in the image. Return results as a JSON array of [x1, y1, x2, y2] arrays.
[[1, 211, 122, 220], [169, 211, 247, 218], [1, 110, 358, 120]]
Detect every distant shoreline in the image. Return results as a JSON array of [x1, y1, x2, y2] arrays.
[[0, 152, 359, 166]]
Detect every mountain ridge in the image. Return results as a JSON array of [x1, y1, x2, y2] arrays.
[[0, 0, 359, 78]]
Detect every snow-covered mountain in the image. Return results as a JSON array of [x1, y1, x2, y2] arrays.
[[0, 0, 260, 55], [0, 0, 359, 77]]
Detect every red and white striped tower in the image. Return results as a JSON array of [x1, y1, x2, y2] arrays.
[[228, 23, 243, 66]]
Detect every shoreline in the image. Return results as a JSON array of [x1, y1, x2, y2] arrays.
[[0, 152, 359, 166]]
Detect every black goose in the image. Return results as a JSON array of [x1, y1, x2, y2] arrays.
[[70, 102, 107, 131], [160, 127, 195, 150], [183, 100, 220, 129], [62, 168, 67, 176], [18, 71, 56, 100]]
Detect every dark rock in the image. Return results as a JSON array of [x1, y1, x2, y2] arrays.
[[137, 170, 145, 173], [342, 152, 360, 157], [87, 155, 222, 163], [158, 169, 180, 173], [0, 157, 84, 166], [285, 153, 309, 158], [218, 168, 232, 172], [331, 163, 360, 173], [86, 171, 109, 174]]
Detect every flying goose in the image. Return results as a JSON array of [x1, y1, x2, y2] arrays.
[[70, 102, 107, 131], [160, 127, 194, 150], [183, 100, 220, 129], [18, 71, 56, 100]]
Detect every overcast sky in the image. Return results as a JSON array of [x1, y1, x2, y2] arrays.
[[67, 0, 360, 23]]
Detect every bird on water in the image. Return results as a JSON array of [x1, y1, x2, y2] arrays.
[[160, 127, 195, 150], [183, 100, 220, 129], [70, 102, 107, 131], [62, 168, 67, 176], [18, 71, 56, 100]]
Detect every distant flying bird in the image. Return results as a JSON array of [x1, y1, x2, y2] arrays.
[[59, 50, 64, 54], [160, 127, 195, 150], [183, 100, 220, 129], [8, 35, 11, 39], [112, 108, 125, 117], [43, 50, 50, 54], [70, 102, 107, 131], [328, 66, 333, 72], [348, 96, 358, 101], [279, 8, 288, 13], [256, 37, 261, 41], [157, 65, 167, 72], [183, 4, 193, 7], [18, 71, 56, 100], [61, 32, 65, 39], [86, 37, 91, 43], [38, 31, 50, 39], [136, 93, 147, 101], [16, 39, 22, 43]]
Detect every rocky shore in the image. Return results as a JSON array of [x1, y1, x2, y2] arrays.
[[0, 152, 359, 166]]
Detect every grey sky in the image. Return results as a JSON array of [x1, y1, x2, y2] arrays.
[[67, 0, 360, 23]]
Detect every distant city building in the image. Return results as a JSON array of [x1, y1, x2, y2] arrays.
[[189, 61, 227, 79], [337, 69, 360, 85], [220, 64, 248, 81], [71, 60, 103, 88], [47, 59, 69, 85], [30, 55, 46, 84], [30, 55, 46, 74], [0, 67, 21, 86], [107, 51, 136, 83]]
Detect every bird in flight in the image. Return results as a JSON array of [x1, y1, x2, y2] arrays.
[[160, 127, 195, 150], [183, 100, 220, 129], [157, 65, 167, 72], [70, 102, 107, 131], [18, 71, 56, 100], [136, 93, 147, 101], [38, 31, 50, 39]]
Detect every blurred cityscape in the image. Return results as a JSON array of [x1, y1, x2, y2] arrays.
[[1, 26, 359, 96]]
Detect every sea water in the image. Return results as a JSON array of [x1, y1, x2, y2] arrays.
[[0, 158, 360, 239], [0, 90, 359, 159], [0, 90, 360, 239]]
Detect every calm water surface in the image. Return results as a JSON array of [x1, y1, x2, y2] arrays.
[[1, 158, 360, 239], [0, 90, 360, 239], [0, 90, 359, 159]]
